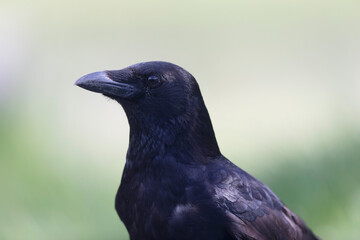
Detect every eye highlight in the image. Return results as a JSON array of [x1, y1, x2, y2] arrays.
[[147, 76, 161, 88]]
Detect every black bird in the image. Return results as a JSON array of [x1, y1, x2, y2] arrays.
[[75, 61, 319, 240]]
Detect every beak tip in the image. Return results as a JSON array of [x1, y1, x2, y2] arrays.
[[74, 76, 86, 87], [75, 71, 108, 88]]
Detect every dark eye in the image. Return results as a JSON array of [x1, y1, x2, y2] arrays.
[[147, 76, 161, 88]]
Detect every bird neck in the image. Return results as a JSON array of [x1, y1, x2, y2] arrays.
[[126, 105, 221, 166]]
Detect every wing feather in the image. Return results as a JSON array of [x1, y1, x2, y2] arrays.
[[208, 159, 319, 240]]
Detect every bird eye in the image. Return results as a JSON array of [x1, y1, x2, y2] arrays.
[[147, 76, 161, 88]]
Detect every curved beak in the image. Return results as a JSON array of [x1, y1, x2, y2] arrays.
[[75, 71, 142, 100]]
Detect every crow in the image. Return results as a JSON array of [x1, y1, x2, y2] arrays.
[[75, 61, 319, 240]]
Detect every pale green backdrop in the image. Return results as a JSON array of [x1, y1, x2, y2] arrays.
[[1, 1, 359, 239]]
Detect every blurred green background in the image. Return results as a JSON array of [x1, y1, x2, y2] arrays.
[[1, 0, 359, 239]]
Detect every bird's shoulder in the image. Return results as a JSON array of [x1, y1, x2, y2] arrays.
[[204, 157, 318, 240], [206, 157, 283, 221]]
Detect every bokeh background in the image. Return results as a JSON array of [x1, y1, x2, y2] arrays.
[[1, 0, 360, 239]]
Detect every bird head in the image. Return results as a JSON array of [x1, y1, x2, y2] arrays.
[[76, 61, 220, 157], [75, 61, 201, 123]]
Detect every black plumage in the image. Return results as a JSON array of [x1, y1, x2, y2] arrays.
[[75, 61, 319, 240]]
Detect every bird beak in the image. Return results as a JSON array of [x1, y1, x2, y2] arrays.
[[75, 71, 142, 100]]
